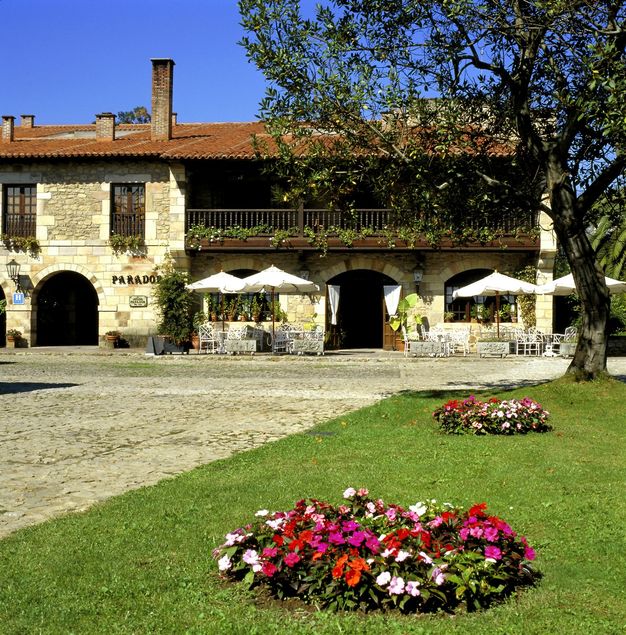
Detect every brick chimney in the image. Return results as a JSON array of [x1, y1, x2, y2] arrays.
[[95, 112, 116, 142], [21, 114, 35, 128], [2, 116, 15, 142], [151, 58, 175, 141]]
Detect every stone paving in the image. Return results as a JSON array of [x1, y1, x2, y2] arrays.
[[1, 348, 625, 538]]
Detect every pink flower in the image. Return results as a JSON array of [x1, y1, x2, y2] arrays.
[[388, 576, 405, 595], [343, 487, 356, 499], [242, 549, 259, 565], [484, 525, 499, 542], [524, 546, 536, 561], [262, 561, 277, 577], [484, 545, 502, 560], [262, 547, 278, 558], [406, 580, 421, 596], [357, 488, 369, 497], [432, 567, 446, 585], [284, 552, 300, 567]]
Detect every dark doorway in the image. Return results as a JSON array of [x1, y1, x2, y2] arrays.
[[36, 272, 99, 345], [0, 287, 5, 347], [327, 269, 397, 349]]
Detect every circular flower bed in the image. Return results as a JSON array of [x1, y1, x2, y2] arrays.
[[433, 396, 551, 435], [213, 489, 539, 613]]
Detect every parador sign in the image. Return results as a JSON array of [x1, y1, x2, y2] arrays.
[[112, 274, 162, 285]]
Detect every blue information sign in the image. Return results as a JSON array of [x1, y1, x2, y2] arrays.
[[12, 292, 25, 305]]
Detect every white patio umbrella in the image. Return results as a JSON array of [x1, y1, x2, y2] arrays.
[[536, 273, 626, 295], [186, 271, 247, 331], [452, 270, 538, 337], [241, 265, 320, 346]]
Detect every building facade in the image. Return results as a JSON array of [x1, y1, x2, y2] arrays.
[[0, 59, 556, 349]]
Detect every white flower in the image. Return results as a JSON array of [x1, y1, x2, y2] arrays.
[[218, 554, 232, 571], [418, 551, 433, 565], [266, 518, 285, 530], [395, 550, 411, 562], [343, 487, 357, 499], [409, 502, 427, 516], [376, 571, 391, 586], [254, 509, 269, 517]]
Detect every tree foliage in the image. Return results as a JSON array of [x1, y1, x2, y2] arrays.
[[239, 0, 626, 379], [116, 106, 151, 124]]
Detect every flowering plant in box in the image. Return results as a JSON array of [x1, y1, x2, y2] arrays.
[[213, 488, 539, 614], [433, 396, 551, 435]]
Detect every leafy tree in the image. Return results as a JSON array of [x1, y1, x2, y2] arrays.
[[591, 180, 626, 280], [116, 106, 151, 124], [239, 0, 626, 379]]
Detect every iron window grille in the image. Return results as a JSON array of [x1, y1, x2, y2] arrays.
[[111, 184, 145, 237], [2, 185, 37, 237]]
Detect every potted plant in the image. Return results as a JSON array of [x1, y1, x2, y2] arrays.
[[388, 293, 423, 351], [152, 256, 195, 351], [250, 295, 263, 322], [191, 311, 208, 350], [443, 311, 455, 323], [6, 328, 22, 347], [225, 297, 239, 322], [498, 303, 512, 322], [104, 330, 121, 346]]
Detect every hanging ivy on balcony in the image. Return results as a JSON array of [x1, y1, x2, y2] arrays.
[[1, 234, 41, 257]]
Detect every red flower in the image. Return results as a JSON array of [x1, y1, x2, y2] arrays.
[[272, 534, 284, 547], [468, 503, 488, 517]]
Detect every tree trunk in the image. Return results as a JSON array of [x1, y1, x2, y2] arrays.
[[548, 160, 610, 380]]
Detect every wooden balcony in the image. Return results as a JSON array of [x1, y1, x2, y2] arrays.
[[185, 208, 540, 252]]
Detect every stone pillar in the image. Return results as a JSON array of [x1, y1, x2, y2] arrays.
[[536, 209, 557, 332], [95, 113, 116, 142], [151, 58, 174, 141], [2, 115, 15, 142], [20, 114, 35, 128]]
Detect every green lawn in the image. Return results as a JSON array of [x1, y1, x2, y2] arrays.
[[1, 377, 625, 634]]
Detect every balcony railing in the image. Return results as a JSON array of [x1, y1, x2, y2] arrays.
[[185, 207, 539, 250], [3, 213, 36, 238]]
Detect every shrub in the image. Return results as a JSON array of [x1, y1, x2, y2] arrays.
[[213, 489, 539, 614], [433, 396, 551, 435]]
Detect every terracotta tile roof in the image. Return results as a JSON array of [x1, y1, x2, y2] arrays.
[[0, 122, 272, 160], [0, 120, 512, 160]]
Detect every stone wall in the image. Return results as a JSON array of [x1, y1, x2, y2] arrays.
[[0, 160, 186, 345]]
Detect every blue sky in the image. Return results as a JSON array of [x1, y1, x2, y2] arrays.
[[1, 0, 270, 124]]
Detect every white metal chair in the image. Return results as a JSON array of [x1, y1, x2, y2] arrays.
[[515, 330, 542, 355], [198, 322, 219, 354], [447, 328, 471, 356]]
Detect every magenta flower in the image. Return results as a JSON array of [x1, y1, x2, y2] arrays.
[[484, 545, 502, 560], [347, 531, 366, 547], [524, 546, 536, 560], [328, 531, 345, 545], [484, 525, 499, 542], [262, 561, 277, 577], [284, 552, 300, 567]]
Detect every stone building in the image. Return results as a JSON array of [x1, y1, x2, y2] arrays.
[[0, 59, 556, 349]]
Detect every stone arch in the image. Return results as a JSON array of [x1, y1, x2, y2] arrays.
[[31, 265, 102, 346], [31, 263, 106, 307], [317, 255, 406, 286]]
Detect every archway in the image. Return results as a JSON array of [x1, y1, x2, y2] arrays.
[[35, 272, 99, 345], [0, 287, 5, 347], [327, 269, 397, 349]]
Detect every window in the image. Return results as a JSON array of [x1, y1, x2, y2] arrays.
[[2, 184, 37, 237], [111, 184, 145, 237]]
